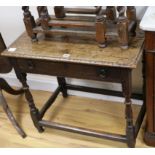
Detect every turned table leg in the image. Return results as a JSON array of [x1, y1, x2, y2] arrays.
[[22, 6, 37, 42], [11, 59, 44, 132], [122, 70, 135, 147], [16, 72, 44, 132], [126, 6, 137, 37], [96, 14, 106, 48], [54, 6, 66, 18], [57, 77, 68, 98]]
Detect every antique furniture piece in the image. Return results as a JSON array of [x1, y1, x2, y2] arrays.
[[140, 6, 155, 146], [0, 33, 26, 138], [1, 26, 145, 147], [22, 6, 137, 49]]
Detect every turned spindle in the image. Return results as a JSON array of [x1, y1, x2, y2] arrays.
[[127, 6, 137, 36], [106, 6, 116, 21], [22, 6, 37, 42], [37, 6, 50, 30], [127, 6, 136, 21], [95, 6, 102, 15], [117, 6, 128, 49], [54, 6, 66, 18], [37, 6, 42, 17], [96, 15, 106, 48]]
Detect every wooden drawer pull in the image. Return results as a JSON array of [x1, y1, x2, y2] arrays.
[[99, 68, 107, 78], [27, 61, 35, 70]]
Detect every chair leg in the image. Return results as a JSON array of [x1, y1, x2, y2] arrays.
[[57, 77, 68, 98], [0, 90, 26, 138], [0, 78, 24, 95]]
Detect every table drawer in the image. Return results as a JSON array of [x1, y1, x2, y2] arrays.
[[17, 58, 123, 82]]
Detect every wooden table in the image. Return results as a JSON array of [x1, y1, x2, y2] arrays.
[[140, 6, 155, 146], [1, 29, 144, 147]]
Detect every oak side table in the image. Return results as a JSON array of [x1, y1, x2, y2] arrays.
[[140, 6, 155, 146], [2, 28, 144, 147]]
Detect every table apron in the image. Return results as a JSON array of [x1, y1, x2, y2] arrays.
[[12, 58, 130, 83]]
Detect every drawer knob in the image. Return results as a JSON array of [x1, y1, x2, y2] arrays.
[[27, 61, 35, 70], [99, 68, 107, 78]]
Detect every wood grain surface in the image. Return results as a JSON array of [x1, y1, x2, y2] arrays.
[[2, 29, 144, 69], [0, 89, 149, 148]]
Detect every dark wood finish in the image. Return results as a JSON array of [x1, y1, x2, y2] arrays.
[[121, 69, 135, 147], [11, 60, 44, 133], [22, 6, 37, 41], [66, 84, 143, 100], [50, 15, 95, 22], [64, 7, 102, 15], [2, 31, 144, 147], [135, 103, 146, 138], [33, 27, 96, 38], [144, 31, 155, 146], [117, 6, 128, 49], [57, 77, 68, 98], [0, 78, 23, 95], [0, 90, 26, 138], [96, 15, 106, 48], [37, 6, 50, 30], [15, 58, 124, 82], [0, 33, 26, 138], [126, 6, 137, 36], [106, 6, 116, 21], [127, 7, 136, 21], [14, 57, 143, 145], [40, 86, 61, 118], [39, 120, 127, 142], [54, 6, 66, 18], [48, 20, 94, 28], [22, 6, 137, 49]]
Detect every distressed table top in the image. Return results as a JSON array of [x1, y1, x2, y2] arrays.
[[2, 29, 144, 69]]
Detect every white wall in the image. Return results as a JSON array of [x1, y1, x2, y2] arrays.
[[0, 6, 147, 104]]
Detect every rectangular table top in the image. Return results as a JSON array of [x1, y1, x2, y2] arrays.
[[2, 29, 144, 69]]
